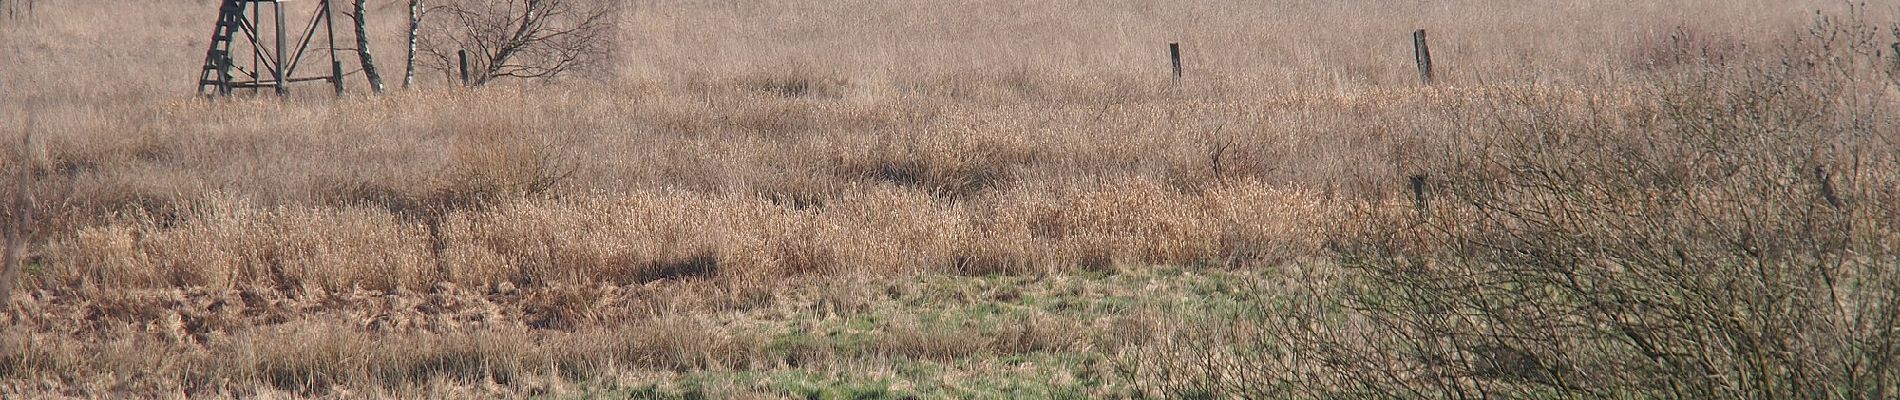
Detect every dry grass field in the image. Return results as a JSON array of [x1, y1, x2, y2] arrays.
[[1, 0, 1898, 398]]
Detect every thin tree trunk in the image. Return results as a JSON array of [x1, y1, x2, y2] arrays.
[[352, 0, 386, 93], [404, 0, 421, 89]]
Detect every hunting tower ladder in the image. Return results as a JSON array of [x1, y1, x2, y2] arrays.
[[196, 0, 346, 97]]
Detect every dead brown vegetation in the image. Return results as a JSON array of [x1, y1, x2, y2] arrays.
[[2, 0, 1896, 397]]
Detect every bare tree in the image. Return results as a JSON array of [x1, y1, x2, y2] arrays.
[[421, 0, 616, 86], [346, 0, 387, 93]]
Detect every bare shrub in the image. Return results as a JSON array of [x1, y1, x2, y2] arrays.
[[1125, 12, 1900, 398], [1325, 75, 1895, 398], [1628, 25, 1749, 71], [735, 67, 851, 99], [420, 0, 617, 85]]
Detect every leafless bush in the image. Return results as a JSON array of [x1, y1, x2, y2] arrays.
[[1628, 25, 1749, 71], [1126, 9, 1900, 399], [419, 0, 617, 86]]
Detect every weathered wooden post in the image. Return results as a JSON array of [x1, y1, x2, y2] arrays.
[[330, 61, 346, 95], [1169, 42, 1183, 82], [1891, 41, 1900, 74], [457, 49, 470, 86], [1413, 29, 1434, 85], [1409, 174, 1429, 213]]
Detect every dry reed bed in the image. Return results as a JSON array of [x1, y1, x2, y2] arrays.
[[49, 173, 1330, 293], [1, 69, 1857, 398], [0, 265, 1207, 398], [19, 82, 1575, 295], [2, 0, 1881, 397]]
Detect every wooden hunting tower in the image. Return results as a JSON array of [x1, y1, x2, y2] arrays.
[[196, 0, 345, 97]]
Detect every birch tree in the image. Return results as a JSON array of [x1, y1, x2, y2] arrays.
[[348, 0, 386, 93], [405, 0, 422, 89]]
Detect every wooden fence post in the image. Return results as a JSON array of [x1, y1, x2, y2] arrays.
[[457, 49, 470, 86], [1169, 42, 1183, 82], [1409, 174, 1429, 213], [1890, 41, 1900, 73], [1413, 29, 1435, 85]]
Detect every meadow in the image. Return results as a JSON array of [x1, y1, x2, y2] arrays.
[[0, 0, 1896, 398]]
